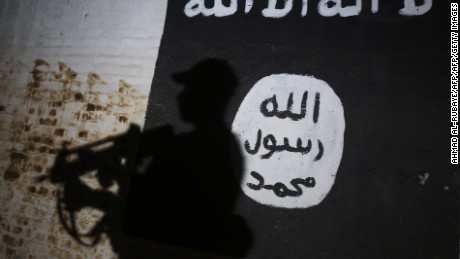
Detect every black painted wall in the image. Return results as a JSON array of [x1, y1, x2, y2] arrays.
[[126, 1, 458, 258]]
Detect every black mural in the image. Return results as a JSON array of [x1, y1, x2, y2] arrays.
[[44, 1, 459, 259], [141, 1, 458, 258]]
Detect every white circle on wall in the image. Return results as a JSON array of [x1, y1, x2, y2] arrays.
[[232, 74, 345, 208]]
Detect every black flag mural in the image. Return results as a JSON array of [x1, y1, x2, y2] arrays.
[[124, 1, 459, 258]]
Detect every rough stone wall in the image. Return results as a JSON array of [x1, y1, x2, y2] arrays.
[[0, 0, 167, 258]]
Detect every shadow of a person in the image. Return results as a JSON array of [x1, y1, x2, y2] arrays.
[[123, 59, 252, 258]]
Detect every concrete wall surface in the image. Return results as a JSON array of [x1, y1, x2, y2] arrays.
[[0, 0, 168, 258]]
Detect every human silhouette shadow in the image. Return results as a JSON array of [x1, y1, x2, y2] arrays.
[[44, 59, 252, 259], [122, 59, 252, 258]]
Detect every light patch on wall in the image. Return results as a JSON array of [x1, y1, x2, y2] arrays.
[[0, 59, 148, 183], [0, 58, 149, 257], [232, 74, 345, 208]]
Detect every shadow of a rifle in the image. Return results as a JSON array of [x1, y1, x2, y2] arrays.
[[37, 124, 141, 252]]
